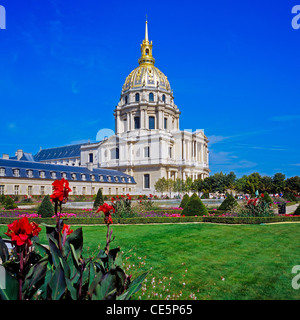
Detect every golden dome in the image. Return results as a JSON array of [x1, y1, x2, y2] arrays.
[[122, 20, 171, 93], [122, 65, 171, 93]]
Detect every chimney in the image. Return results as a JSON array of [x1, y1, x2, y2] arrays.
[[16, 149, 23, 160], [2, 154, 9, 159]]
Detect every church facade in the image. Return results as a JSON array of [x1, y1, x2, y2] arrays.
[[0, 21, 209, 196], [79, 21, 210, 194]]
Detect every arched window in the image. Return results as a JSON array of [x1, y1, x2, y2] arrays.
[[125, 95, 128, 104], [149, 92, 154, 102], [135, 93, 140, 102], [162, 94, 166, 102], [145, 49, 149, 55]]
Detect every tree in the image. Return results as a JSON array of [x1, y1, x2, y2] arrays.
[[261, 176, 273, 193], [285, 176, 300, 194], [154, 177, 168, 194], [184, 177, 193, 193], [37, 195, 54, 217], [93, 188, 104, 209], [166, 179, 175, 197], [272, 173, 285, 194], [173, 178, 185, 195]]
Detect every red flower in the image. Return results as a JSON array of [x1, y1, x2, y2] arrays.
[[62, 224, 73, 236], [261, 194, 264, 198], [149, 194, 153, 198], [96, 203, 115, 215], [111, 197, 115, 203], [50, 178, 72, 203], [4, 217, 41, 247]]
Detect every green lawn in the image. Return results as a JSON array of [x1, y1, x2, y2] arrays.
[[1, 222, 300, 300]]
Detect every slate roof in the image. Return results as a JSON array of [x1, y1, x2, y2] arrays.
[[10, 153, 35, 162], [34, 143, 85, 161], [0, 159, 135, 184]]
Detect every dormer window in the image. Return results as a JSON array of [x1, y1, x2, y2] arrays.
[[62, 172, 67, 179], [51, 172, 56, 179], [107, 176, 112, 182], [39, 171, 45, 178], [128, 177, 131, 183], [71, 173, 76, 180], [0, 168, 6, 176], [13, 169, 20, 177], [114, 176, 119, 182], [90, 174, 95, 181], [121, 177, 125, 183], [27, 170, 33, 178], [99, 175, 104, 182], [81, 174, 86, 181]]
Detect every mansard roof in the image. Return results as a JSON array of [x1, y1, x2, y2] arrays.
[[0, 159, 135, 184], [34, 143, 85, 161]]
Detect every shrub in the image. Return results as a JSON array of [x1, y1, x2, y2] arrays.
[[262, 193, 273, 205], [37, 195, 54, 218], [200, 193, 209, 199], [3, 196, 18, 210], [238, 198, 275, 217], [179, 194, 190, 208], [93, 188, 104, 209], [284, 193, 298, 202], [182, 194, 208, 216], [218, 194, 237, 211]]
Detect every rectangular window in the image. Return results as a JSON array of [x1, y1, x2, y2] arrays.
[[169, 147, 172, 158], [144, 146, 150, 158], [164, 118, 168, 129], [14, 185, 19, 195], [28, 186, 32, 196], [73, 187, 77, 195], [149, 116, 155, 129], [134, 116, 140, 129], [40, 186, 45, 195], [116, 188, 118, 195], [0, 185, 4, 195], [144, 174, 150, 189], [82, 187, 86, 195], [89, 153, 93, 163]]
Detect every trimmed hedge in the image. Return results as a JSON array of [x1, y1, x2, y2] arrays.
[[1, 215, 300, 225]]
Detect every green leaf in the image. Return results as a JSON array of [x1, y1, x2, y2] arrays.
[[22, 256, 48, 299], [117, 271, 149, 300], [32, 238, 50, 258], [48, 235, 62, 268], [48, 264, 66, 300], [91, 272, 117, 300], [64, 228, 83, 260], [0, 237, 9, 263], [0, 269, 18, 300]]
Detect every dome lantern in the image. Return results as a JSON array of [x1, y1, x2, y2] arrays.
[[138, 19, 155, 66]]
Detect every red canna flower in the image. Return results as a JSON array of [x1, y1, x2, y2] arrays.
[[4, 217, 41, 247], [50, 178, 72, 203], [96, 203, 115, 216], [62, 224, 73, 236]]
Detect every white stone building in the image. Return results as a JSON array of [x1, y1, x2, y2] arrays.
[[0, 20, 209, 196], [80, 21, 210, 194]]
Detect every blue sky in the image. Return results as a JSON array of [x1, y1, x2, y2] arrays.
[[0, 0, 299, 178]]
